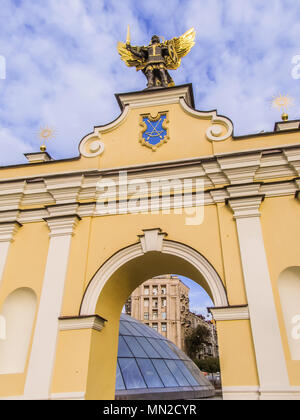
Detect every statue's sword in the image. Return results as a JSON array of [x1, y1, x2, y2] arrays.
[[126, 25, 131, 45]]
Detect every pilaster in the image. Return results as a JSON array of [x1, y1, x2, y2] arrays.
[[0, 221, 22, 287], [24, 215, 80, 399], [227, 194, 290, 396]]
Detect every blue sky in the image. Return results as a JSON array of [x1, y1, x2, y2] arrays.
[[0, 0, 300, 165], [1, 0, 300, 316], [178, 276, 213, 319]]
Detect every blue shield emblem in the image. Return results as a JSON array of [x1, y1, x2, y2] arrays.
[[140, 112, 169, 150]]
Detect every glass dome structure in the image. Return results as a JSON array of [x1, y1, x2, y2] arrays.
[[115, 314, 215, 400]]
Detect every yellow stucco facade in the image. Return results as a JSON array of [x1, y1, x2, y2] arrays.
[[0, 84, 300, 400]]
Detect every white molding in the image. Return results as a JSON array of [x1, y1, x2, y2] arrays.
[[50, 392, 85, 400], [276, 121, 300, 131], [222, 386, 259, 400], [179, 98, 233, 142], [0, 177, 298, 224], [226, 183, 261, 198], [24, 215, 80, 399], [210, 306, 249, 321], [79, 86, 233, 158], [0, 392, 86, 400], [118, 86, 193, 109], [259, 386, 300, 400], [0, 149, 300, 223], [45, 215, 80, 237], [222, 386, 300, 400], [0, 148, 300, 215], [59, 315, 106, 332], [138, 228, 167, 253], [227, 195, 264, 219], [80, 238, 228, 315], [79, 108, 129, 158], [0, 222, 22, 289], [283, 148, 300, 176], [19, 209, 48, 224], [209, 189, 229, 203], [261, 181, 296, 197], [0, 210, 20, 223], [217, 153, 261, 184], [79, 136, 105, 159], [0, 221, 22, 242], [24, 152, 52, 164], [231, 206, 290, 391]]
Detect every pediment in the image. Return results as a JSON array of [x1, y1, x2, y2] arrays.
[[79, 84, 233, 169]]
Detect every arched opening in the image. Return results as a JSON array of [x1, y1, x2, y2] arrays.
[[278, 267, 300, 360], [80, 239, 227, 399], [119, 274, 220, 399], [0, 288, 37, 374]]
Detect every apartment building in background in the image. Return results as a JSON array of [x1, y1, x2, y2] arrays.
[[125, 275, 218, 358]]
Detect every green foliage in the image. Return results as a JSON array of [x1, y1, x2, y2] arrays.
[[184, 324, 210, 360], [194, 357, 220, 374]]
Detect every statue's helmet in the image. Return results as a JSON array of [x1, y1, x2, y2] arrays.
[[151, 35, 160, 44]]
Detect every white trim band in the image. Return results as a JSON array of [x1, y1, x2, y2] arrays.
[[59, 315, 106, 332], [210, 305, 249, 321]]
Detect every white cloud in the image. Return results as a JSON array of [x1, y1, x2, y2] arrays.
[[0, 0, 299, 164], [0, 127, 28, 165]]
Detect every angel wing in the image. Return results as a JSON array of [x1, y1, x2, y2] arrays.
[[117, 42, 145, 71], [165, 28, 196, 70]]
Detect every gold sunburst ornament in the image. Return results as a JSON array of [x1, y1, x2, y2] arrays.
[[272, 94, 294, 121], [37, 126, 56, 152]]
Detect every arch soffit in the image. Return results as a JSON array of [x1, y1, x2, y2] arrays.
[[80, 229, 228, 316]]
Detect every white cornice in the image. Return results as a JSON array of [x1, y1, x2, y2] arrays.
[[0, 146, 300, 222], [24, 152, 52, 164], [0, 221, 22, 242], [58, 315, 106, 332], [210, 305, 250, 321], [118, 85, 193, 109], [0, 210, 20, 223], [227, 195, 264, 219], [45, 215, 81, 237], [0, 178, 298, 223], [226, 183, 262, 197]]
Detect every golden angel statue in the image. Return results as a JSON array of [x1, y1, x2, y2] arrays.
[[117, 28, 196, 89]]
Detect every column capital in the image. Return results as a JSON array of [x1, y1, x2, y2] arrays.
[[44, 214, 81, 237], [209, 305, 250, 321], [226, 195, 265, 219], [0, 221, 22, 242], [58, 315, 107, 332]]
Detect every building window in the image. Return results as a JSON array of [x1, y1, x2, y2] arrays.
[[162, 312, 167, 320], [153, 286, 158, 296], [152, 323, 158, 332], [152, 310, 158, 320], [161, 285, 166, 295], [144, 298, 149, 307], [144, 312, 149, 320], [144, 286, 149, 295], [153, 298, 158, 309], [161, 298, 167, 308], [161, 323, 167, 332]]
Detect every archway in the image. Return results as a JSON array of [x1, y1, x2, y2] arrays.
[[80, 229, 228, 399]]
